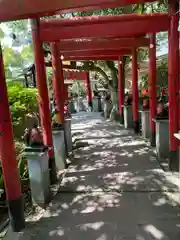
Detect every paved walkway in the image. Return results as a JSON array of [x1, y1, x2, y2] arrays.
[[5, 112, 180, 239]]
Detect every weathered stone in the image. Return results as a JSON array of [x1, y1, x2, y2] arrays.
[[123, 105, 133, 129], [24, 147, 51, 207], [52, 129, 66, 171], [153, 119, 169, 159], [139, 110, 150, 139], [64, 119, 72, 153]]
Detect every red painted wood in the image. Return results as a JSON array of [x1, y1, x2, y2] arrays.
[[63, 56, 119, 61], [61, 49, 132, 58], [168, 1, 179, 151], [86, 72, 93, 104], [31, 19, 53, 152], [132, 48, 139, 121], [148, 34, 157, 134], [58, 0, 155, 14], [51, 42, 65, 123], [118, 57, 124, 115], [41, 13, 167, 27], [40, 14, 169, 41], [0, 0, 155, 22], [0, 45, 22, 200], [58, 38, 150, 52]]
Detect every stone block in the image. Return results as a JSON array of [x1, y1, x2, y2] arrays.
[[24, 147, 51, 207]]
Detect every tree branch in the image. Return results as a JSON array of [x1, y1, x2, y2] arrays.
[[77, 64, 110, 87]]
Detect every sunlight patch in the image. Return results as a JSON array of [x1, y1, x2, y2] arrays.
[[144, 224, 165, 239], [81, 206, 96, 213], [80, 222, 104, 231], [96, 233, 107, 240]]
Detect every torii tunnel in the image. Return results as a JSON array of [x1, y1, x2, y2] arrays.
[[0, 0, 178, 233]]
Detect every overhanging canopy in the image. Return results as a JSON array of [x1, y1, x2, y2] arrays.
[[40, 13, 169, 41]]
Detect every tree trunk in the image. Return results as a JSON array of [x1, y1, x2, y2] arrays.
[[103, 61, 118, 120]]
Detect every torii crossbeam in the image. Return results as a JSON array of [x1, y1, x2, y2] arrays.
[[58, 38, 150, 52], [63, 56, 120, 61], [61, 49, 132, 59], [40, 13, 169, 41]]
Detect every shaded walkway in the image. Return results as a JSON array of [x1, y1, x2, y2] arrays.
[[5, 112, 180, 239]]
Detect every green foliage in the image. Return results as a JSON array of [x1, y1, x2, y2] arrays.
[[8, 83, 38, 126], [0, 141, 29, 200], [2, 45, 34, 79], [140, 59, 168, 91], [6, 19, 32, 44], [157, 59, 168, 87], [0, 28, 4, 40], [140, 74, 148, 90], [71, 81, 86, 96], [20, 45, 34, 62]]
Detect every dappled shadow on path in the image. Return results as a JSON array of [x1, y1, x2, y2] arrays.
[[6, 113, 180, 240]]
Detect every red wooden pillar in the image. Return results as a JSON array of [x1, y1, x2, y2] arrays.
[[51, 43, 68, 157], [132, 48, 139, 133], [118, 57, 124, 124], [86, 72, 93, 108], [0, 45, 25, 231], [31, 19, 57, 183], [168, 0, 179, 171], [148, 34, 157, 146], [51, 42, 64, 123]]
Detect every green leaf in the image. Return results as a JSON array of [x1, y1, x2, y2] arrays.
[[0, 28, 4, 40]]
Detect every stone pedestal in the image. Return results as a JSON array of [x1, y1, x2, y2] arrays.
[[52, 129, 66, 171], [78, 97, 86, 111], [92, 97, 99, 112], [123, 105, 133, 129], [153, 119, 169, 159], [139, 110, 150, 139], [68, 101, 76, 113], [24, 146, 51, 207], [74, 99, 79, 112], [104, 101, 112, 119], [64, 119, 72, 153]]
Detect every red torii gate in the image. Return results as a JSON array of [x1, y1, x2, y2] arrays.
[[53, 37, 150, 120], [63, 70, 87, 81], [34, 4, 180, 178], [50, 46, 134, 107], [40, 13, 167, 135], [40, 13, 168, 130], [51, 69, 87, 102], [63, 72, 92, 104], [51, 47, 141, 133], [0, 0, 178, 233]]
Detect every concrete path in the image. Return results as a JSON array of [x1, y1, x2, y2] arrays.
[[5, 112, 180, 239]]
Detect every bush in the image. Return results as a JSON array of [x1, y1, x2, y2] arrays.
[[8, 83, 38, 138], [8, 83, 38, 124]]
